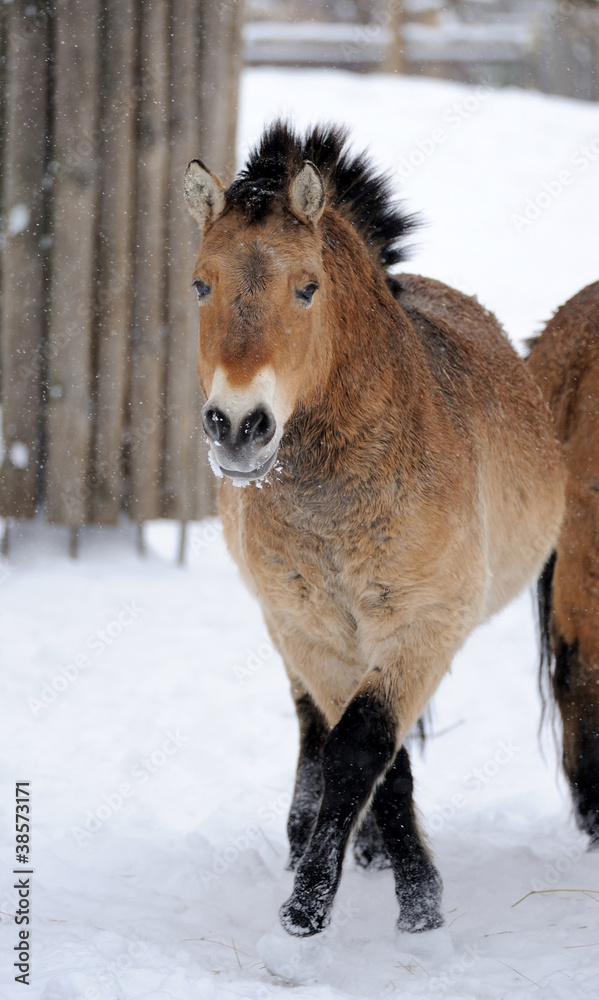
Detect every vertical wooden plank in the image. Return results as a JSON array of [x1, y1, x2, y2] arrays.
[[91, 0, 136, 523], [0, 3, 7, 404], [198, 0, 243, 184], [45, 0, 99, 526], [382, 3, 405, 75], [188, 0, 243, 521], [163, 0, 203, 522], [0, 2, 49, 518], [0, 1, 6, 394], [128, 0, 169, 524], [223, 0, 244, 183]]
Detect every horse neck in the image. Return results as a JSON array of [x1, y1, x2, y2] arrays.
[[283, 215, 433, 485], [326, 220, 426, 417]]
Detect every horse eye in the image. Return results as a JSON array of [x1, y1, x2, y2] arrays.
[[192, 279, 211, 300], [296, 282, 318, 304]]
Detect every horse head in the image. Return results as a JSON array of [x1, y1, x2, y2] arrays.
[[184, 154, 328, 480]]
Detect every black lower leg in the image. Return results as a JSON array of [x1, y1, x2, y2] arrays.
[[287, 692, 329, 869], [353, 807, 391, 869], [554, 637, 599, 845], [371, 745, 444, 931], [570, 727, 599, 846], [280, 691, 396, 936], [352, 717, 428, 870]]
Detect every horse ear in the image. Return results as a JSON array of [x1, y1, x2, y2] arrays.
[[289, 161, 325, 224], [184, 159, 225, 228]]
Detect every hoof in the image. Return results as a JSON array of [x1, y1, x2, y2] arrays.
[[279, 896, 330, 937], [575, 803, 599, 850], [394, 856, 444, 933]]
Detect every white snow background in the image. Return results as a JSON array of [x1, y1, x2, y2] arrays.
[[1, 69, 599, 1000]]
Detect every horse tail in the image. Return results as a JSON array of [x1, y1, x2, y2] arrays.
[[537, 550, 557, 730]]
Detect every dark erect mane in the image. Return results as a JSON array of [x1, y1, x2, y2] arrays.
[[226, 120, 420, 272]]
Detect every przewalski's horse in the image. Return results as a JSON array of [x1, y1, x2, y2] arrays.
[[184, 122, 565, 936], [528, 280, 599, 847]]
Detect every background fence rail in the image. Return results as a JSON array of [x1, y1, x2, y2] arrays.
[[0, 0, 242, 532]]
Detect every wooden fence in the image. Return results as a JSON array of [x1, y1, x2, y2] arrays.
[[0, 0, 243, 544], [244, 0, 599, 101]]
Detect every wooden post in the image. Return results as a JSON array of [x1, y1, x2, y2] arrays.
[[137, 521, 145, 557], [69, 527, 79, 559], [382, 1, 405, 75], [224, 0, 244, 183], [0, 2, 6, 394], [178, 520, 187, 566], [0, 0, 242, 531], [198, 0, 243, 184], [45, 0, 100, 526], [1, 519, 10, 558], [91, 0, 136, 524], [128, 0, 169, 524], [0, 2, 49, 518], [163, 0, 202, 524]]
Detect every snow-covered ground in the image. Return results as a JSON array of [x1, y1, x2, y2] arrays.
[[1, 70, 599, 1000]]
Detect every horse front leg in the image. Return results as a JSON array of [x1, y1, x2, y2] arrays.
[[287, 683, 329, 870], [288, 678, 391, 871], [279, 665, 445, 937], [280, 678, 397, 936]]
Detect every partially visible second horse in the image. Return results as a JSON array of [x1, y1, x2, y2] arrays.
[[528, 280, 599, 847], [184, 122, 566, 936]]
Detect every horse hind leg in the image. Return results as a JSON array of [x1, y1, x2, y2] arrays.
[[352, 717, 427, 870], [553, 635, 599, 846], [371, 745, 443, 931], [352, 808, 391, 869], [547, 483, 599, 847]]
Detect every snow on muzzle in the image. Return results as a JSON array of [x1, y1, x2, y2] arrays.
[[202, 400, 280, 480], [202, 366, 286, 480]]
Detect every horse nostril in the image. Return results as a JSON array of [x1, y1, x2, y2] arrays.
[[203, 407, 231, 444], [242, 408, 276, 447]]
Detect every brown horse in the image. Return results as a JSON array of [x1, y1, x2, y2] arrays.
[[184, 122, 565, 936], [528, 280, 599, 847]]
